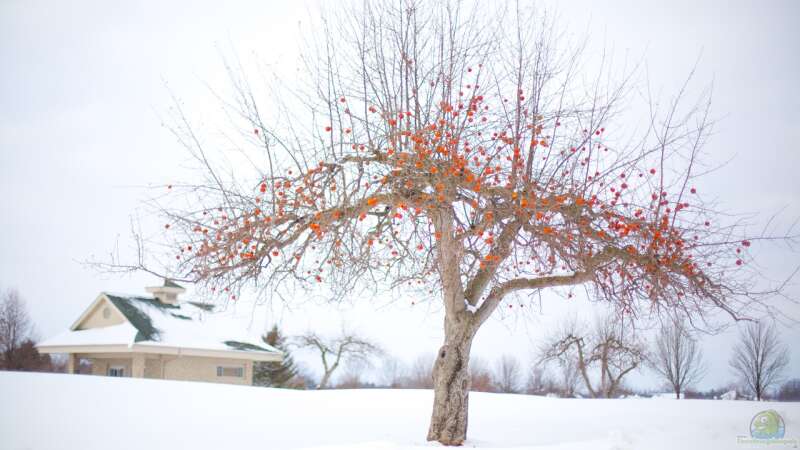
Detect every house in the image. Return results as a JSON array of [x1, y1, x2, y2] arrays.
[[37, 280, 281, 385]]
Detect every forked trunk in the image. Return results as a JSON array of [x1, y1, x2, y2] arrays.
[[427, 331, 474, 445]]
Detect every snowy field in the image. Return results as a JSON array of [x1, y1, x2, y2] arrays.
[[1, 372, 798, 450]]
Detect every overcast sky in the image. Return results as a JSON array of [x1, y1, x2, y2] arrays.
[[1, 0, 798, 390]]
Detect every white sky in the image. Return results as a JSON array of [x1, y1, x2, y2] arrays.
[[1, 0, 798, 391]]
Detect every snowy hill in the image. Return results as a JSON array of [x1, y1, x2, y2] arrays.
[[1, 372, 797, 450]]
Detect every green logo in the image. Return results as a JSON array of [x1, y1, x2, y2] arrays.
[[750, 410, 786, 440]]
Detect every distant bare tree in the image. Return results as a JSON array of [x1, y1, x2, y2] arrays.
[[0, 290, 32, 353], [0, 289, 50, 371], [555, 357, 581, 398], [649, 319, 706, 399], [406, 354, 435, 389], [337, 359, 370, 388], [730, 322, 789, 401], [493, 354, 521, 393], [525, 363, 557, 396], [380, 355, 407, 388], [541, 315, 645, 398], [469, 357, 495, 393], [535, 346, 582, 397], [777, 379, 800, 402], [295, 332, 381, 389]]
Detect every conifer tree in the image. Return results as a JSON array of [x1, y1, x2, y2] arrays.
[[254, 325, 299, 388]]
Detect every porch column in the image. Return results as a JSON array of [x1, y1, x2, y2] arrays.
[[246, 360, 254, 386], [66, 353, 79, 374], [132, 354, 145, 378]]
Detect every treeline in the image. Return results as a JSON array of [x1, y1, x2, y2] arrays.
[[272, 313, 795, 402], [325, 352, 800, 402]]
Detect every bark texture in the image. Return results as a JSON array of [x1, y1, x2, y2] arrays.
[[427, 328, 474, 445]]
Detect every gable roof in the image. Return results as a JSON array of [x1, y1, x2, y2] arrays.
[[163, 279, 184, 289], [105, 294, 176, 342], [39, 292, 281, 360]]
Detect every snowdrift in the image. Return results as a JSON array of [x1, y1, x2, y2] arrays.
[[1, 372, 797, 449]]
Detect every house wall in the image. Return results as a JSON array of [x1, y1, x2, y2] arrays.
[[88, 357, 132, 377], [77, 297, 126, 330], [81, 352, 254, 385], [164, 355, 253, 386], [144, 357, 163, 378]]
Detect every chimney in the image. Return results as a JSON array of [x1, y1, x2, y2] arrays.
[[146, 279, 186, 305]]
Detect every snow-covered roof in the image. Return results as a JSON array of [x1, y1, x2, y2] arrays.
[[39, 322, 139, 347], [38, 292, 281, 361]]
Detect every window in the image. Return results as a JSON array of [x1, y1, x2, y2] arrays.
[[216, 366, 244, 377], [102, 307, 111, 319], [108, 366, 125, 377]]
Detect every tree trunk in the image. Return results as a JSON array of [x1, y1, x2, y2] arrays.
[[427, 329, 474, 445], [318, 369, 333, 389]]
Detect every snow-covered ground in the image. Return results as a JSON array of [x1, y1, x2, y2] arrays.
[[1, 372, 798, 450]]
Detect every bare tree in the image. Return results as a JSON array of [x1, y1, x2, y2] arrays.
[[0, 289, 35, 369], [379, 355, 407, 388], [337, 359, 370, 388], [542, 315, 645, 398], [493, 354, 521, 393], [105, 0, 798, 444], [536, 345, 582, 397], [525, 363, 556, 396], [730, 321, 789, 401], [295, 332, 382, 389], [469, 357, 495, 393], [0, 290, 53, 372], [555, 357, 581, 398], [649, 319, 706, 399], [406, 354, 435, 389], [777, 379, 800, 402]]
